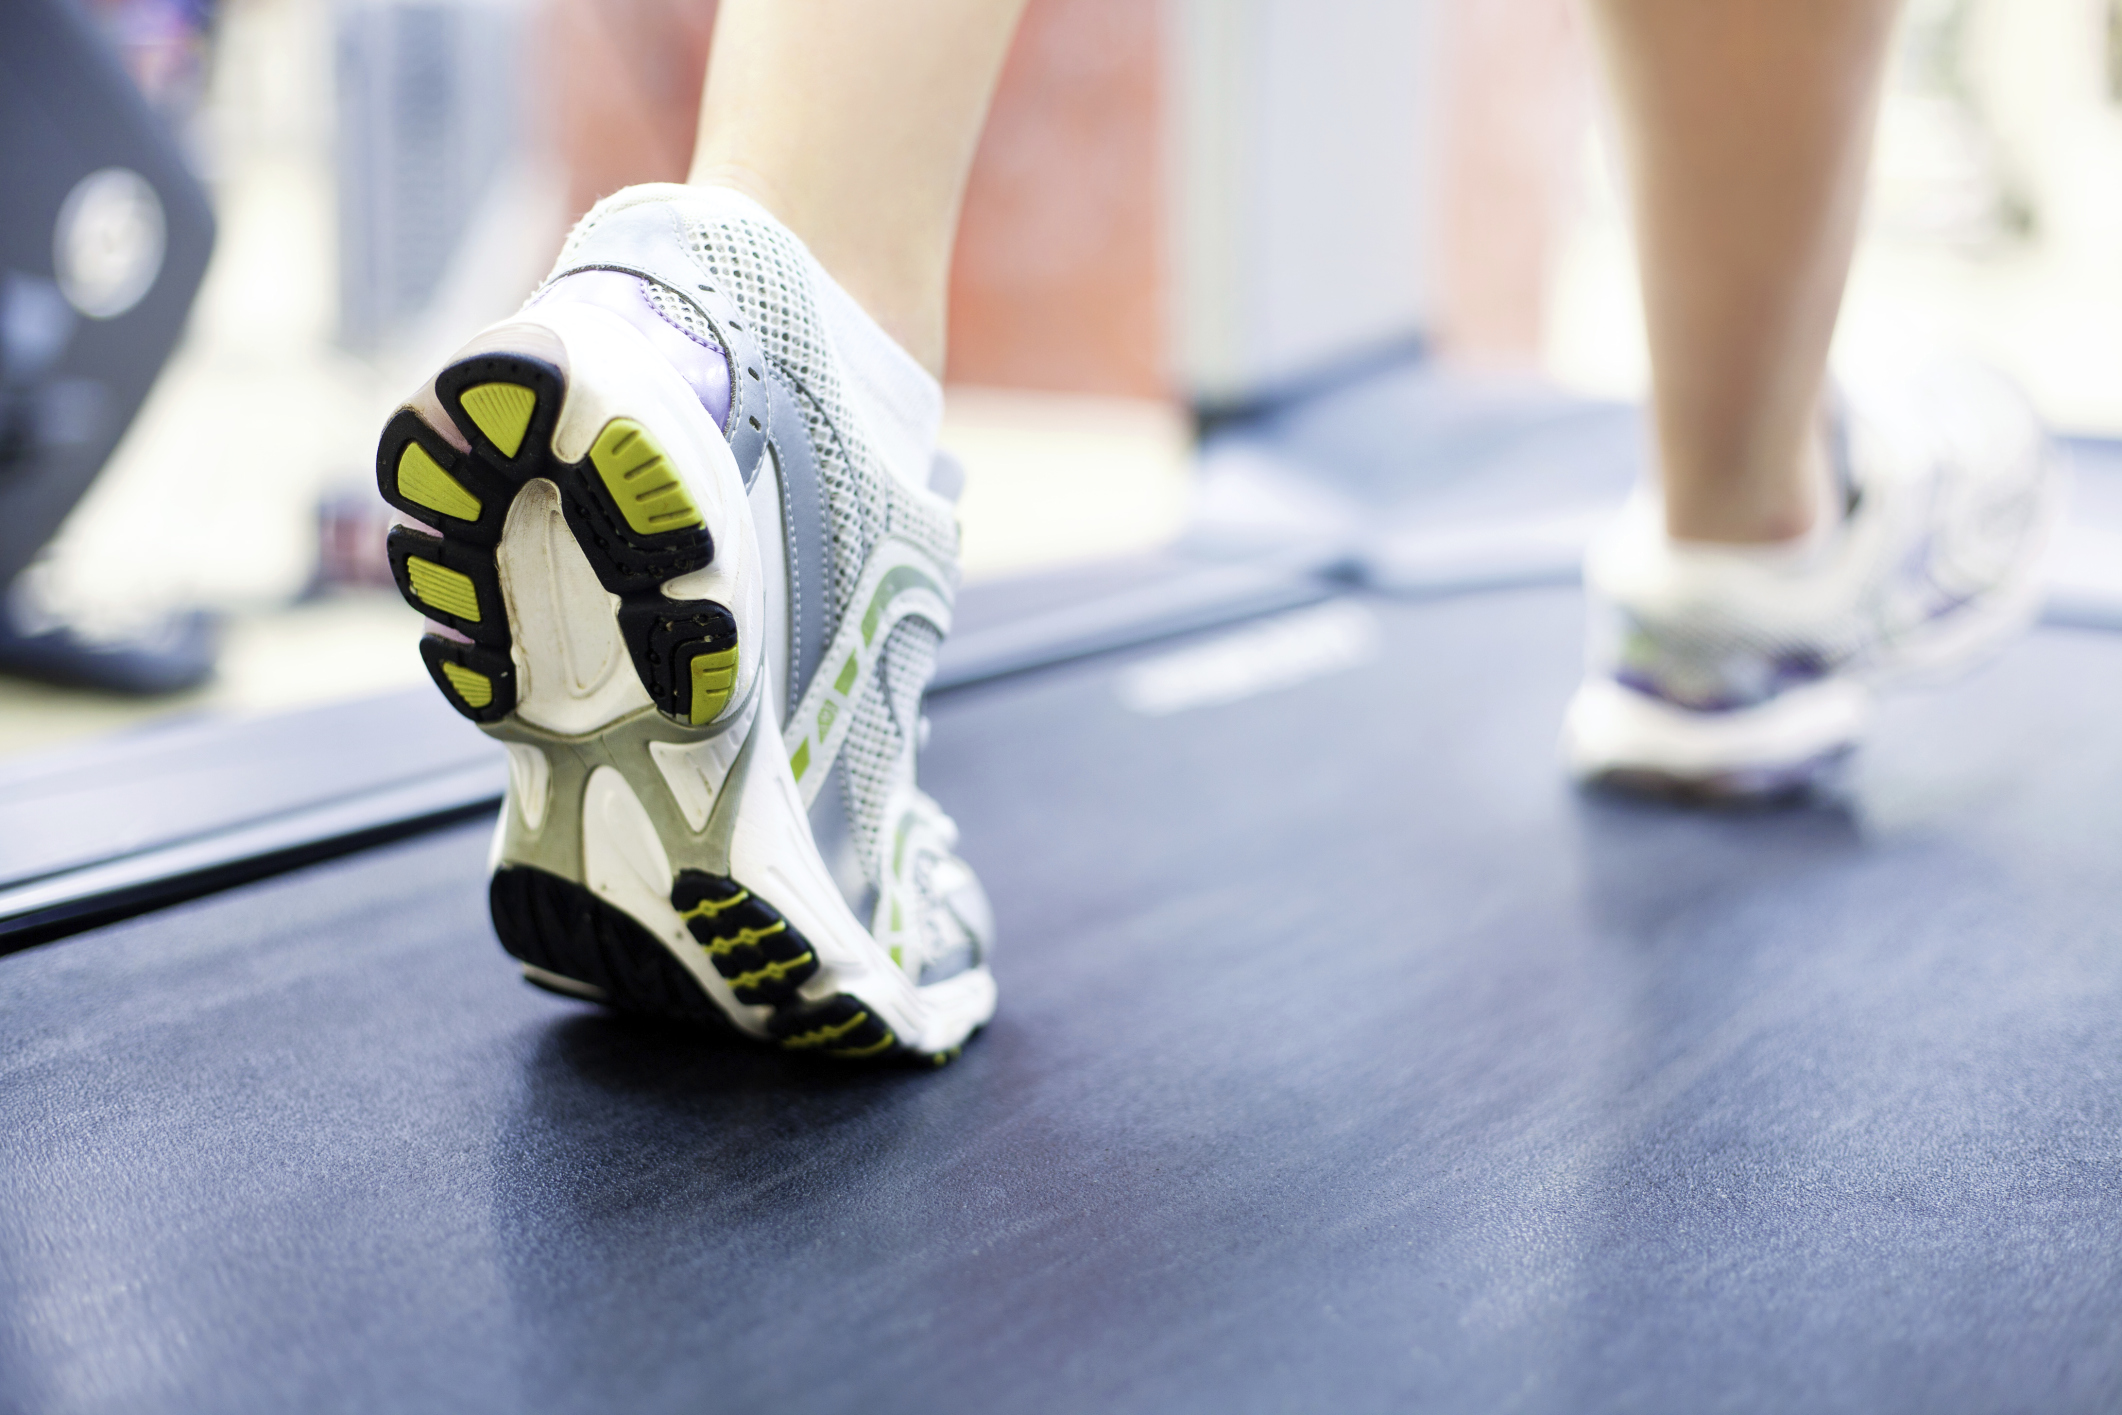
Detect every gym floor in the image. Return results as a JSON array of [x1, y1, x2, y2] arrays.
[[7, 571, 2122, 1412]]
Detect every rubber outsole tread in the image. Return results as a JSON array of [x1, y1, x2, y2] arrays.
[[672, 869, 820, 1007], [495, 868, 954, 1066], [669, 869, 965, 1064], [618, 601, 740, 726], [418, 637, 516, 722], [387, 529, 508, 647], [491, 866, 734, 1032], [376, 352, 728, 730], [556, 475, 714, 596], [433, 354, 711, 596], [375, 408, 517, 548], [769, 995, 906, 1062], [434, 355, 566, 481], [1582, 745, 1852, 807]]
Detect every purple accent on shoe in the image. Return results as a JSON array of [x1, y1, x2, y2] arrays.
[[528, 270, 733, 425], [1615, 645, 1834, 714]]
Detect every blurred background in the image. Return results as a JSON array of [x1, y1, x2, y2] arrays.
[[5, 0, 2122, 757]]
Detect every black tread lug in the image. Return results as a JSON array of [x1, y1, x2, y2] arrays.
[[557, 478, 715, 597], [491, 866, 734, 1032], [768, 994, 905, 1063], [617, 598, 738, 723], [386, 526, 509, 648], [418, 635, 516, 723], [434, 353, 565, 481], [374, 408, 514, 546], [671, 869, 819, 1007]]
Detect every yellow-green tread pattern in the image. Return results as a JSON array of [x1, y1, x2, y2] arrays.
[[396, 443, 482, 522], [672, 869, 852, 1021], [678, 888, 752, 922], [590, 420, 703, 536], [695, 921, 787, 957], [727, 952, 817, 993], [405, 557, 481, 622], [439, 662, 493, 708], [780, 1009, 896, 1058], [825, 1034, 899, 1060], [459, 382, 536, 457], [688, 647, 738, 725]]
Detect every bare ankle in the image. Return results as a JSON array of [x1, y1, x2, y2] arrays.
[[1662, 426, 1835, 546]]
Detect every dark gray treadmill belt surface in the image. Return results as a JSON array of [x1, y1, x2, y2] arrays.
[[7, 586, 2122, 1414]]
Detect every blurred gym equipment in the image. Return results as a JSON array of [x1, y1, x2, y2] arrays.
[[0, 0, 216, 692]]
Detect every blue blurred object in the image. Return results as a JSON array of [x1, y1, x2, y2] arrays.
[[0, 0, 217, 693], [334, 0, 526, 351], [0, 604, 217, 695]]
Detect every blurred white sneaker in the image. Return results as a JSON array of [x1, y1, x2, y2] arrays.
[[375, 183, 995, 1062], [1563, 363, 2065, 800]]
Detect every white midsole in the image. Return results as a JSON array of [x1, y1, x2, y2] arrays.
[[1561, 675, 1871, 781]]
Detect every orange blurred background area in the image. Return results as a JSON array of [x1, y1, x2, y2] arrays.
[[945, 0, 1165, 397]]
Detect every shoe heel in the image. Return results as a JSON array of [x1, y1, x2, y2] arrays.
[[416, 348, 720, 603], [382, 341, 743, 729], [442, 348, 732, 729]]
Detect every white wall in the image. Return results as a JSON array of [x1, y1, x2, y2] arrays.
[[1165, 0, 1442, 408]]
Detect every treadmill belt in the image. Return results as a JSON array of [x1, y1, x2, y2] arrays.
[[5, 584, 2122, 1413]]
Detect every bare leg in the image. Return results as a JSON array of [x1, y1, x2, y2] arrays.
[[689, 0, 1029, 376], [1585, 0, 1901, 543]]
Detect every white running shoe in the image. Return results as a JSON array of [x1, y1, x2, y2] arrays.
[[375, 184, 996, 1062], [1563, 362, 2065, 800]]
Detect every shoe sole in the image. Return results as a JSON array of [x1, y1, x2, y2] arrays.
[[1561, 675, 1867, 802], [378, 329, 981, 1065]]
